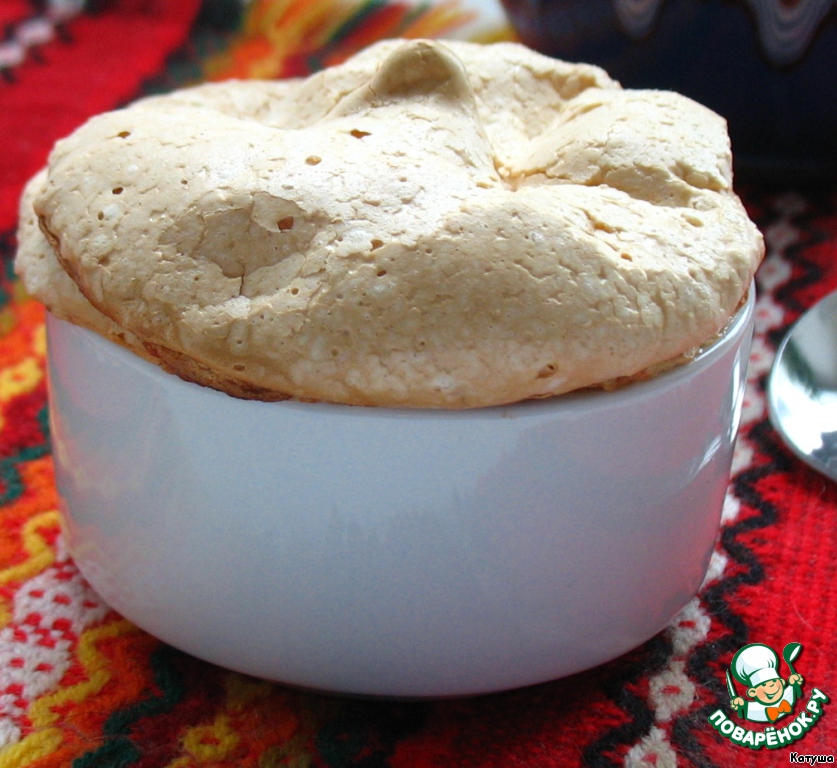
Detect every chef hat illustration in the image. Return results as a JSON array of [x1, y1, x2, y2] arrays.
[[731, 643, 781, 687]]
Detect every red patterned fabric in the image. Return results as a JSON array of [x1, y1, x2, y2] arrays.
[[0, 2, 835, 766], [0, 0, 203, 232]]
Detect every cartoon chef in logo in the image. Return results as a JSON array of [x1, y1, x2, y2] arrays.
[[728, 643, 804, 723]]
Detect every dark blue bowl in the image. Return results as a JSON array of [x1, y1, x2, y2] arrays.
[[501, 0, 837, 181]]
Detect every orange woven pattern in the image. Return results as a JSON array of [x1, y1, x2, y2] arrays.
[[202, 0, 501, 80]]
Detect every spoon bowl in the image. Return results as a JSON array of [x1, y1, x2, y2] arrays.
[[768, 290, 837, 482]]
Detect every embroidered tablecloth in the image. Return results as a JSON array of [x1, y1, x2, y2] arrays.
[[0, 1, 835, 766]]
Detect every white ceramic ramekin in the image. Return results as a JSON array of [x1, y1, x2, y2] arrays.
[[47, 288, 754, 697]]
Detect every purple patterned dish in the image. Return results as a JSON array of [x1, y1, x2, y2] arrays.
[[501, 0, 837, 180]]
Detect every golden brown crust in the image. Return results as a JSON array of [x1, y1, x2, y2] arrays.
[[15, 39, 764, 408], [142, 343, 295, 401]]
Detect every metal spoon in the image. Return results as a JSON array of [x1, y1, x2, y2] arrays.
[[767, 289, 837, 482]]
